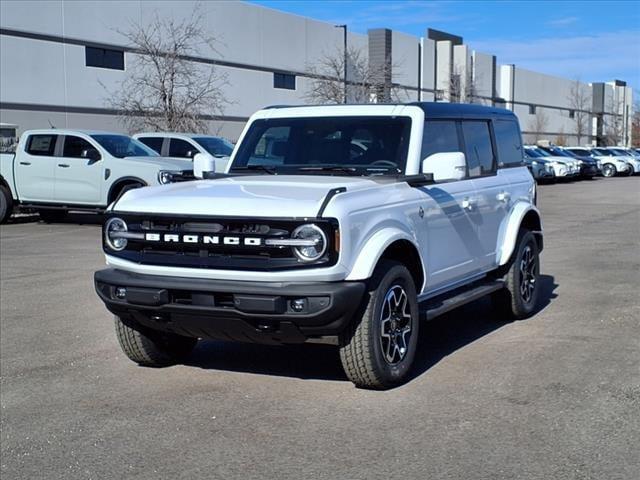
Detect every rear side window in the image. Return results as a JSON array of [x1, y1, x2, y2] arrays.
[[421, 121, 461, 159], [493, 120, 523, 167], [169, 138, 197, 158], [138, 137, 164, 154], [462, 121, 495, 177], [26, 134, 58, 156], [62, 135, 100, 159]]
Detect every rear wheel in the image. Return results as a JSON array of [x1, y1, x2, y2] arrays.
[[114, 316, 197, 367], [601, 163, 616, 177], [493, 229, 540, 320], [38, 209, 67, 223], [0, 185, 13, 224], [339, 260, 419, 389]]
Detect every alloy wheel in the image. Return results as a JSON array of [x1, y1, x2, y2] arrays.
[[519, 245, 537, 304], [379, 285, 413, 365]]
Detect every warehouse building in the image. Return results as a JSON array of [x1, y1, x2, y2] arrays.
[[0, 0, 634, 145]]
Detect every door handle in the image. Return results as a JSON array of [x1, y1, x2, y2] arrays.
[[58, 163, 70, 168], [462, 198, 476, 211], [496, 191, 511, 203], [19, 161, 31, 166]]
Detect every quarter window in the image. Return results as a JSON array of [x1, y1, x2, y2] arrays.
[[138, 137, 164, 154], [462, 121, 495, 177], [26, 134, 58, 156], [169, 139, 197, 158], [493, 120, 523, 167], [62, 135, 100, 159]]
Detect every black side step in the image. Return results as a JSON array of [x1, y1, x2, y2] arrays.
[[420, 280, 505, 321]]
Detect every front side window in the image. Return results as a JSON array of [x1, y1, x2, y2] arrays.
[[493, 120, 523, 167], [137, 137, 164, 154], [462, 121, 495, 177], [421, 120, 461, 159], [231, 117, 411, 176], [26, 134, 58, 156], [90, 135, 157, 158], [168, 138, 197, 158], [62, 135, 100, 159], [193, 137, 234, 157]]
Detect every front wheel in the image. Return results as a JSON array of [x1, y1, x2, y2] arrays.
[[115, 316, 197, 367], [601, 163, 616, 177], [494, 229, 540, 320], [0, 185, 13, 224], [339, 260, 419, 389]]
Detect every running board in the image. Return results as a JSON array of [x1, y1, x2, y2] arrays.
[[420, 280, 505, 321]]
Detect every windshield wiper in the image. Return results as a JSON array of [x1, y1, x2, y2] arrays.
[[297, 166, 360, 176], [231, 165, 276, 175]]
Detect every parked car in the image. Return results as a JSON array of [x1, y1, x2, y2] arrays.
[[524, 146, 574, 179], [537, 145, 600, 178], [0, 129, 194, 223], [564, 147, 631, 177], [95, 103, 543, 389], [606, 147, 640, 175], [523, 149, 555, 182], [526, 146, 582, 178], [133, 132, 232, 172]]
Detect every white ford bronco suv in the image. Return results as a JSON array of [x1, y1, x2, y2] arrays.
[[94, 103, 543, 389], [0, 129, 194, 223]]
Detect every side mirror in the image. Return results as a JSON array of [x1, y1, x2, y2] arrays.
[[82, 149, 101, 161], [193, 152, 216, 179], [422, 152, 466, 182]]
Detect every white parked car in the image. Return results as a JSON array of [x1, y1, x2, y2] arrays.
[[133, 132, 232, 173], [607, 147, 640, 174], [564, 147, 631, 177], [95, 103, 543, 389], [524, 146, 576, 178], [0, 129, 193, 223]]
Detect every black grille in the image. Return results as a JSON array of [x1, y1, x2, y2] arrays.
[[104, 213, 338, 271]]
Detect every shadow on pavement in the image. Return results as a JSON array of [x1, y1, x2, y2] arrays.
[[184, 274, 558, 386]]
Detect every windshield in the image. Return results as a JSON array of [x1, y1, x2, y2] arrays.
[[592, 148, 613, 156], [91, 135, 158, 158], [568, 148, 592, 156], [230, 116, 411, 176], [524, 148, 543, 158], [193, 137, 234, 157], [548, 147, 573, 157], [610, 148, 629, 156]]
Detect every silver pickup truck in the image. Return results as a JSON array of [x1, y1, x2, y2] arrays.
[[0, 129, 194, 223]]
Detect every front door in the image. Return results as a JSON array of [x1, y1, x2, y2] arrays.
[[54, 135, 103, 204], [14, 133, 59, 202]]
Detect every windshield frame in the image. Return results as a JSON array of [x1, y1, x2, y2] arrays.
[[90, 134, 159, 158], [229, 116, 413, 177]]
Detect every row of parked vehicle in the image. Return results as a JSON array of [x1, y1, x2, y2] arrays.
[[523, 144, 640, 182], [0, 130, 232, 223]]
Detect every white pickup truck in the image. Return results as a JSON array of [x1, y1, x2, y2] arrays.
[[94, 103, 543, 389], [0, 129, 194, 223]]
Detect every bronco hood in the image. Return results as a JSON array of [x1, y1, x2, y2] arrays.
[[112, 175, 379, 217]]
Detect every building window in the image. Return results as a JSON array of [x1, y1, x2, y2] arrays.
[[274, 72, 296, 90], [569, 110, 575, 119], [85, 46, 125, 70], [529, 104, 536, 115]]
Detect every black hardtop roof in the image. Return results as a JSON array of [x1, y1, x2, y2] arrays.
[[264, 102, 516, 120]]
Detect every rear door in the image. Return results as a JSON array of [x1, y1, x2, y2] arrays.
[[54, 135, 103, 204], [415, 120, 482, 292], [14, 134, 59, 202]]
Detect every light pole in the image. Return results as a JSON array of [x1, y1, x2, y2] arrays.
[[335, 24, 347, 104]]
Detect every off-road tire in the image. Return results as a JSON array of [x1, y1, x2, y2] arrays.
[[339, 260, 419, 389], [38, 209, 67, 223], [0, 185, 13, 224], [114, 315, 197, 367], [493, 229, 540, 320]]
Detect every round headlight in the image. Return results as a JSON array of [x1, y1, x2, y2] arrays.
[[292, 224, 327, 262], [105, 217, 128, 251]]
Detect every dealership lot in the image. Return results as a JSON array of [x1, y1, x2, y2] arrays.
[[1, 178, 639, 479]]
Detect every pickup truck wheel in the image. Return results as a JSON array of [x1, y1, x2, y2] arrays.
[[38, 209, 67, 223], [114, 316, 197, 367], [339, 260, 419, 389], [601, 163, 616, 177], [0, 185, 13, 223], [494, 229, 540, 320]]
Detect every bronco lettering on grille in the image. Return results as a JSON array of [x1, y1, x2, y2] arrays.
[[144, 232, 263, 246]]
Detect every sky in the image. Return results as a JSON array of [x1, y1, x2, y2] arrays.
[[249, 0, 640, 96]]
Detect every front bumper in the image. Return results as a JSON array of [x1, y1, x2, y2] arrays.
[[95, 268, 366, 344], [580, 164, 599, 177]]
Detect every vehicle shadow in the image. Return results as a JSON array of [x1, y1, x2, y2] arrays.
[[184, 274, 558, 386]]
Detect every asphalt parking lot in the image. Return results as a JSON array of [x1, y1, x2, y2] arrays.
[[1, 177, 639, 480]]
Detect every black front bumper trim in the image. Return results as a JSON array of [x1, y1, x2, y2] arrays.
[[94, 268, 366, 344]]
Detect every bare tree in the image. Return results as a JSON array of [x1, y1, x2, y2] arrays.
[[632, 100, 640, 147], [602, 95, 625, 146], [528, 108, 549, 142], [567, 78, 590, 145], [304, 47, 407, 104], [449, 66, 483, 104], [104, 7, 228, 133]]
